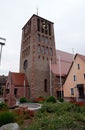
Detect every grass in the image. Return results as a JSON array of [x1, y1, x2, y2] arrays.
[[21, 102, 85, 130]]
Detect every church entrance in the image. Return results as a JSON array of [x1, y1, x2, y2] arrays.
[[56, 91, 63, 99]]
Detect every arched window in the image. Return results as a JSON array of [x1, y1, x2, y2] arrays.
[[23, 59, 28, 71]]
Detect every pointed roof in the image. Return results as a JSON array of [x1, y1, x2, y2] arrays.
[[51, 50, 73, 76], [76, 53, 85, 62], [66, 53, 85, 77], [9, 72, 28, 86]]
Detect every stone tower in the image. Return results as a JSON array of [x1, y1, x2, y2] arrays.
[[20, 14, 56, 98]]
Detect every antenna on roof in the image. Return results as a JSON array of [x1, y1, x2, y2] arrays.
[[36, 7, 38, 15]]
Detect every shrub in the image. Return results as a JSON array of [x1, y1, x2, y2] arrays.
[[46, 96, 56, 103], [0, 102, 8, 111], [59, 98, 64, 102], [20, 97, 27, 103], [0, 111, 16, 127]]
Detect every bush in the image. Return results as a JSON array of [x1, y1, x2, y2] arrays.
[[46, 96, 56, 103], [0, 102, 8, 111], [0, 111, 16, 127], [59, 98, 64, 102], [20, 97, 27, 103]]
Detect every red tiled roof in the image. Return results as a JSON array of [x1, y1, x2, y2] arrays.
[[10, 72, 28, 86], [51, 50, 73, 76]]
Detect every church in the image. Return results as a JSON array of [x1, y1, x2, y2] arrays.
[[19, 14, 73, 99], [4, 14, 73, 106]]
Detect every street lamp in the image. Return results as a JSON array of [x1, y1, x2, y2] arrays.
[[0, 37, 6, 64]]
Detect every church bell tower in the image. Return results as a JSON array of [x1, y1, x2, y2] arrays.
[[20, 14, 56, 98]]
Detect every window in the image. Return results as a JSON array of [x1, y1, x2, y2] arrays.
[[42, 35, 44, 43], [38, 34, 40, 42], [14, 88, 18, 96], [46, 47, 48, 54], [44, 79, 47, 92], [50, 48, 53, 56], [41, 46, 45, 54], [23, 59, 28, 71], [71, 88, 74, 95], [49, 23, 51, 35], [38, 44, 41, 53], [49, 38, 51, 44], [78, 64, 80, 69], [84, 73, 85, 79], [73, 75, 76, 81], [38, 55, 40, 59], [45, 37, 48, 44], [37, 18, 40, 32]]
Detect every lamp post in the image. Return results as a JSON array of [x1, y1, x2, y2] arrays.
[[58, 55, 63, 98], [0, 37, 6, 64]]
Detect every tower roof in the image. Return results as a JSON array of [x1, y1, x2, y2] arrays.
[[22, 14, 54, 30]]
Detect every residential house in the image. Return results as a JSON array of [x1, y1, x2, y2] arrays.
[[63, 54, 85, 101]]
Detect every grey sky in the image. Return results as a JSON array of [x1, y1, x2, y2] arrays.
[[0, 0, 85, 75]]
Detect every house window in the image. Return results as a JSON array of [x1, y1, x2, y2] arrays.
[[84, 73, 85, 79], [71, 88, 74, 95], [73, 75, 76, 81], [78, 64, 80, 69], [44, 79, 47, 92]]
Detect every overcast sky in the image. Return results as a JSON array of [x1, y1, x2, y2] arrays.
[[0, 0, 85, 75]]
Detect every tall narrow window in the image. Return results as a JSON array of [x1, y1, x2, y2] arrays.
[[49, 38, 51, 44], [37, 18, 40, 32], [78, 64, 80, 70], [50, 48, 53, 56], [41, 46, 45, 54], [49, 23, 51, 35], [38, 44, 41, 53], [71, 88, 74, 95], [42, 35, 44, 43], [38, 34, 40, 42], [46, 47, 48, 54], [45, 37, 48, 44], [73, 75, 76, 81], [14, 88, 18, 96], [44, 79, 47, 92], [84, 73, 85, 79]]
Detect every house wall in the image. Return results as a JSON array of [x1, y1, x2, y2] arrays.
[[63, 55, 85, 100]]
